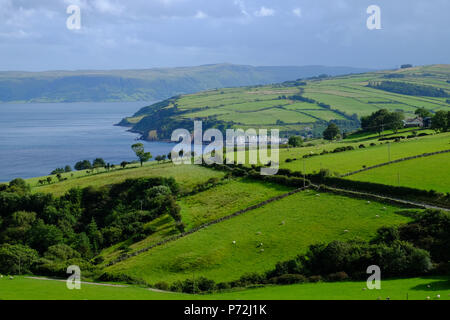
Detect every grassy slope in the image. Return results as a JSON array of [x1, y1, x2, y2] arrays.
[[2, 276, 448, 300], [280, 132, 450, 175], [179, 179, 292, 230], [28, 162, 226, 197], [127, 65, 450, 137], [99, 178, 292, 265], [106, 191, 412, 284], [347, 152, 450, 193]]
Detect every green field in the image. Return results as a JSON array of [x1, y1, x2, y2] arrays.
[[179, 179, 292, 230], [347, 152, 450, 193], [98, 178, 292, 265], [106, 191, 412, 284], [2, 276, 448, 300], [123, 64, 450, 140], [280, 132, 450, 175], [28, 163, 226, 197]]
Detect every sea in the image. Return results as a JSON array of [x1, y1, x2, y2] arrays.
[[0, 102, 176, 182]]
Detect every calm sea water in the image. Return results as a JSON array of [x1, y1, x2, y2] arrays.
[[0, 102, 176, 182]]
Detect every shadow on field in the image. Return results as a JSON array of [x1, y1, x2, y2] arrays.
[[410, 277, 450, 291]]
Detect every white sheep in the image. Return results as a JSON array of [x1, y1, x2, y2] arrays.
[[436, 294, 440, 299], [344, 230, 349, 233], [281, 221, 285, 225], [260, 249, 264, 252], [232, 241, 236, 245], [426, 296, 431, 300], [9, 276, 13, 280], [375, 215, 380, 218], [367, 201, 371, 204]]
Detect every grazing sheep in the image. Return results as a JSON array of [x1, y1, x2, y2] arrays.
[[232, 241, 236, 245], [9, 276, 13, 280], [315, 194, 320, 197], [281, 221, 285, 225], [382, 207, 387, 210], [426, 296, 431, 300], [427, 284, 431, 288], [375, 215, 380, 218], [256, 231, 262, 235], [344, 230, 349, 233], [260, 249, 264, 252], [367, 201, 371, 204], [436, 294, 440, 299]]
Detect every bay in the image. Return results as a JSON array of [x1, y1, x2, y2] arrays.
[[0, 102, 175, 182]]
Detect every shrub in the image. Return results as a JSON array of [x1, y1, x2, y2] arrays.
[[272, 274, 307, 285], [327, 271, 349, 282], [154, 282, 169, 291], [308, 275, 322, 283]]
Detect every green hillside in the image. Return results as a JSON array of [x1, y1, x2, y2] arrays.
[[0, 64, 370, 103], [121, 65, 450, 140]]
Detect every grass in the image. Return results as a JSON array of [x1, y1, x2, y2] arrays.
[[98, 178, 292, 264], [281, 132, 450, 175], [28, 163, 226, 197], [2, 276, 448, 300], [127, 65, 450, 138], [179, 178, 292, 230], [347, 152, 450, 193], [106, 191, 412, 284]]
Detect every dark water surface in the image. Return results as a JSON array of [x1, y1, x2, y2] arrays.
[[0, 102, 175, 181]]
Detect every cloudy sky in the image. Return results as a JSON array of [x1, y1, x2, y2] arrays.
[[0, 0, 449, 71]]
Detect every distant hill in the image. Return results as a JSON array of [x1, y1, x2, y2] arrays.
[[120, 64, 450, 140], [0, 64, 372, 103]]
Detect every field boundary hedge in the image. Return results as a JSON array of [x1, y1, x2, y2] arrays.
[[340, 149, 450, 178], [105, 185, 308, 267]]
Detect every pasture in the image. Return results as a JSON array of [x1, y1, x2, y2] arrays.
[[106, 191, 412, 284]]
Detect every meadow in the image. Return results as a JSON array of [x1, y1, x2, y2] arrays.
[[106, 191, 412, 284], [280, 132, 450, 175], [28, 162, 226, 197], [124, 64, 450, 140], [2, 276, 448, 300], [347, 152, 450, 193]]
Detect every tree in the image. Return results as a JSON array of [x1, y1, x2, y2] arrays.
[[0, 244, 38, 274], [323, 123, 340, 140], [64, 165, 72, 173], [431, 111, 448, 132], [131, 143, 152, 167], [93, 158, 106, 168], [386, 111, 404, 133], [288, 136, 303, 147], [415, 107, 432, 119], [74, 160, 92, 171]]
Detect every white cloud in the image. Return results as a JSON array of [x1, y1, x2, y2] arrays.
[[194, 10, 207, 19], [93, 0, 124, 15], [293, 8, 302, 18], [234, 0, 249, 17], [254, 6, 274, 17]]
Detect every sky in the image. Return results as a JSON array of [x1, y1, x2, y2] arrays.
[[0, 0, 449, 71]]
